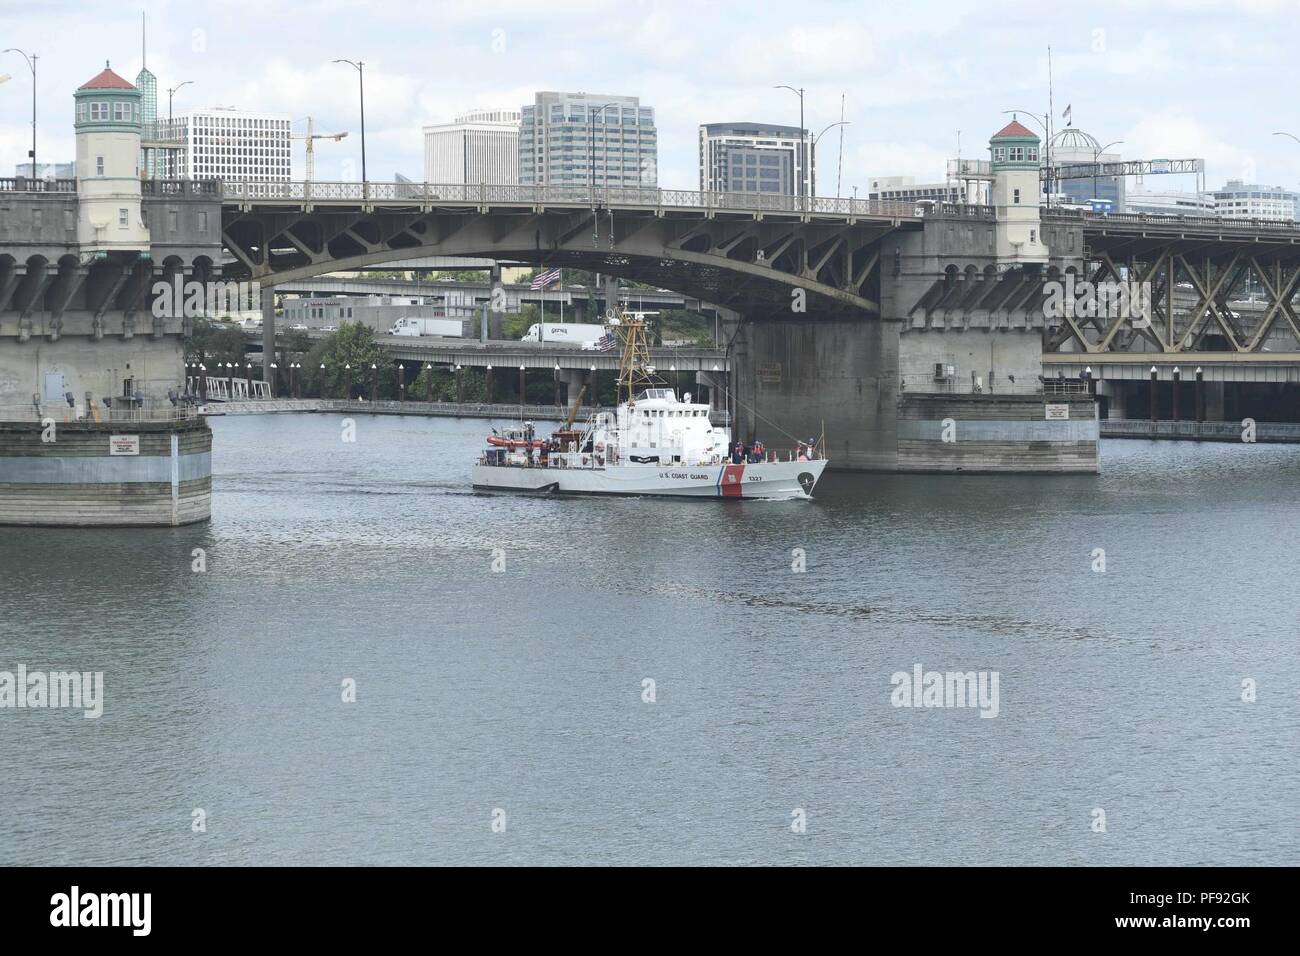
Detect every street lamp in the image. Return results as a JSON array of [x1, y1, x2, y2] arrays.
[[588, 102, 619, 201], [4, 49, 37, 182], [1002, 109, 1052, 208], [166, 80, 192, 125], [164, 81, 193, 179], [775, 85, 807, 200], [333, 59, 367, 186], [1093, 139, 1123, 201], [812, 122, 849, 198]]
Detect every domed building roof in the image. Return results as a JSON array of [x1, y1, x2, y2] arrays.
[[1049, 127, 1100, 150], [79, 62, 135, 91], [991, 119, 1038, 141]]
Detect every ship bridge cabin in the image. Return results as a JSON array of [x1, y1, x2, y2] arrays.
[[608, 388, 728, 465]]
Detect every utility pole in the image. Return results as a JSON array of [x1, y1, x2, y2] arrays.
[[775, 85, 807, 202], [589, 102, 618, 202], [166, 81, 192, 178], [333, 59, 367, 186]]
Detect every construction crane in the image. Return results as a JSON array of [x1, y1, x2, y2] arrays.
[[293, 116, 347, 182]]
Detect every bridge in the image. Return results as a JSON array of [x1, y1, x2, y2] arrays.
[[9, 173, 1300, 472], [217, 180, 920, 318]]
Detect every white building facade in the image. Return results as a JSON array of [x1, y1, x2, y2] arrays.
[[1124, 189, 1215, 217], [160, 107, 292, 181], [519, 92, 657, 187], [423, 109, 520, 185], [1211, 181, 1297, 221]]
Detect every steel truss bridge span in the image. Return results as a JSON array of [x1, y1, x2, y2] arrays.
[[1041, 208, 1300, 356], [219, 181, 923, 318]]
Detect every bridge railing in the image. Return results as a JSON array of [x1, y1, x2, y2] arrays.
[[217, 179, 923, 219], [1101, 419, 1300, 441], [141, 179, 222, 198], [0, 177, 77, 194], [1044, 207, 1300, 233]]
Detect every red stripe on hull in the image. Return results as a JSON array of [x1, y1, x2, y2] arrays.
[[719, 463, 746, 497]]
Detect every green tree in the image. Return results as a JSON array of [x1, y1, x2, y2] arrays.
[[187, 316, 248, 366], [655, 309, 714, 346], [301, 321, 395, 398]]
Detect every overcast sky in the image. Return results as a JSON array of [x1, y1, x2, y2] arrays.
[[2, 0, 1298, 195]]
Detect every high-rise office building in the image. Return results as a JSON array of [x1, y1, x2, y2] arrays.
[[519, 92, 657, 187], [424, 109, 520, 184], [1211, 181, 1297, 221], [698, 123, 810, 196], [159, 107, 292, 181]]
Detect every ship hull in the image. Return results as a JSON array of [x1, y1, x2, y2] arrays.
[[472, 459, 827, 499]]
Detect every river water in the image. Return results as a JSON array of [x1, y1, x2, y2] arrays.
[[1, 413, 1297, 865]]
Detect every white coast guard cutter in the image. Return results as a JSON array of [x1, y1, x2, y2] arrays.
[[471, 308, 827, 499]]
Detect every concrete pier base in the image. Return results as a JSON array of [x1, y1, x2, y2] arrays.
[[734, 315, 1099, 473], [897, 393, 1099, 473], [0, 417, 212, 526]]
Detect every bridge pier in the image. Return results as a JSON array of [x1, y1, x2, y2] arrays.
[[733, 314, 900, 468], [555, 369, 586, 409], [261, 285, 275, 382]]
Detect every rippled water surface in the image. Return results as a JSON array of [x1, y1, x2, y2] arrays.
[[1, 413, 1297, 865]]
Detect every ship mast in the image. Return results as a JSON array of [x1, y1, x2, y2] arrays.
[[613, 306, 659, 406]]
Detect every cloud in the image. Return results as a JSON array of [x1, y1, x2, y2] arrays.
[[1, 0, 1298, 191]]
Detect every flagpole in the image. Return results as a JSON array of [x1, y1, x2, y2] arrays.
[[1046, 44, 1055, 209]]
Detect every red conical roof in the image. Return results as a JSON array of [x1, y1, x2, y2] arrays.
[[79, 62, 135, 91], [992, 119, 1037, 140]]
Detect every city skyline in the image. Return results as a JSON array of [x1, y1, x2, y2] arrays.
[[2, 0, 1299, 197]]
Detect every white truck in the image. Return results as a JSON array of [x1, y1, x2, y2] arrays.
[[521, 322, 607, 348], [388, 317, 464, 337]]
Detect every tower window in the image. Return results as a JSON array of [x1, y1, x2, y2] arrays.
[[1014, 188, 1021, 204], [118, 208, 128, 227], [95, 156, 105, 177]]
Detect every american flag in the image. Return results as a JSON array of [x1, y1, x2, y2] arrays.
[[593, 331, 617, 352], [530, 268, 561, 290]]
